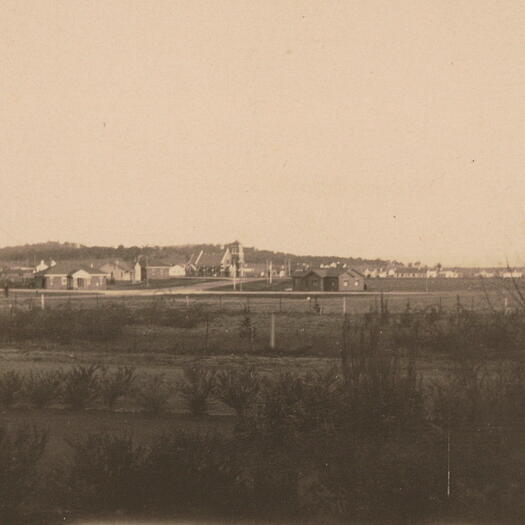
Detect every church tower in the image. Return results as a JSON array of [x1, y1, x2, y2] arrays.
[[227, 241, 245, 276]]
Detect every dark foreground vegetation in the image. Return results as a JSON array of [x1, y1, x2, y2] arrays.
[[3, 305, 525, 523]]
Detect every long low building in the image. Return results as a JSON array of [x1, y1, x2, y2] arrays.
[[34, 264, 107, 290], [293, 268, 366, 292]]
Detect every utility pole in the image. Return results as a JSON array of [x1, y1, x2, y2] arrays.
[[447, 429, 451, 498], [269, 260, 273, 285]]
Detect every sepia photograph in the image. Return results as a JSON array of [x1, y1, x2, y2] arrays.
[[2, 0, 525, 523]]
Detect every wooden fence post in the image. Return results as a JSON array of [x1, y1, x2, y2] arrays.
[[204, 315, 209, 351], [270, 313, 276, 349]]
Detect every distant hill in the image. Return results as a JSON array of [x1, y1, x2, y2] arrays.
[[0, 241, 394, 269]]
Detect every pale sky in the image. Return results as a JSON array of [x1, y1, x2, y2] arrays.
[[2, 0, 525, 266]]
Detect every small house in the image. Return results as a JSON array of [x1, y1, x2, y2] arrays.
[[34, 264, 107, 290], [1, 265, 35, 284], [144, 260, 172, 280], [99, 260, 134, 282]]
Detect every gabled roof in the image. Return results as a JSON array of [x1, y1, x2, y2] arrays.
[[146, 259, 172, 268], [36, 263, 106, 276], [296, 268, 365, 279], [346, 268, 365, 278], [197, 252, 223, 267], [159, 255, 189, 266], [311, 268, 341, 278], [292, 269, 307, 278], [146, 255, 189, 268], [98, 260, 132, 272]]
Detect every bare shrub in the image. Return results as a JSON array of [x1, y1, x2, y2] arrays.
[[214, 366, 260, 416], [178, 364, 216, 416], [0, 370, 24, 409], [99, 366, 137, 410], [134, 374, 172, 414], [238, 315, 256, 351], [24, 370, 64, 409], [61, 364, 100, 410]]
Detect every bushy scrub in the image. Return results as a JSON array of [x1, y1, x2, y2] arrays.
[[98, 366, 137, 409], [24, 370, 64, 409], [134, 374, 172, 414], [214, 365, 260, 416], [178, 364, 216, 416], [61, 365, 100, 410], [0, 370, 24, 409]]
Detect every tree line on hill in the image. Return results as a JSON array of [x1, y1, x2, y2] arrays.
[[0, 241, 393, 268]]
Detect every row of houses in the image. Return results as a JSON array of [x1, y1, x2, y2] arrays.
[[363, 266, 524, 279]]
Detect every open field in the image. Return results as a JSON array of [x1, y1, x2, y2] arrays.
[[365, 276, 517, 292], [2, 285, 512, 311]]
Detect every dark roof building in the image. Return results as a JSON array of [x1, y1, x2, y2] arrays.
[[293, 268, 366, 292]]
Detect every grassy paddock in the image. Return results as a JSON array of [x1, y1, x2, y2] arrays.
[[0, 288, 518, 364]]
